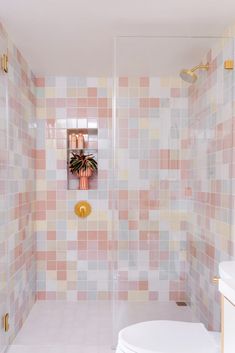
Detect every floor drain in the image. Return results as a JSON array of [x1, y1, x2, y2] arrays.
[[176, 301, 187, 306]]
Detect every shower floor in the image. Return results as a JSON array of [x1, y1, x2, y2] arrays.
[[8, 301, 195, 353]]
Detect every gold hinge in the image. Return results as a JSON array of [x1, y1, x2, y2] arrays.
[[224, 60, 234, 70], [3, 313, 9, 332], [212, 276, 220, 284], [1, 54, 8, 73]]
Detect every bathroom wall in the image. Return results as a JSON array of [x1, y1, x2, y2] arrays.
[[0, 23, 36, 344], [184, 39, 234, 330], [114, 77, 189, 300], [35, 77, 113, 300], [35, 76, 189, 301]]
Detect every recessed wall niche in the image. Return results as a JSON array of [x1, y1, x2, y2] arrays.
[[67, 126, 98, 190]]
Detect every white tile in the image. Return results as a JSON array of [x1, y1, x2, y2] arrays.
[[11, 301, 194, 352], [86, 78, 98, 87], [98, 346, 114, 353]]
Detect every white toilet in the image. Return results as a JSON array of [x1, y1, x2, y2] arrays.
[[116, 320, 220, 353]]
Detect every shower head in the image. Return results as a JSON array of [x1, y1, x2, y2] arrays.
[[180, 69, 197, 84], [180, 63, 209, 83]]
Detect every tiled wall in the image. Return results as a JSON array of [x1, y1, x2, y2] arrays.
[[35, 77, 113, 300], [114, 77, 189, 301], [35, 68, 235, 311], [1, 18, 235, 337], [35, 76, 191, 302], [184, 39, 235, 330], [0, 23, 36, 345]]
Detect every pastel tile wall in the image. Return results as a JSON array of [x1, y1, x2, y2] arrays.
[[35, 77, 113, 300], [1, 18, 235, 338], [0, 24, 9, 352], [184, 38, 235, 330], [0, 23, 36, 345], [35, 75, 190, 302], [114, 77, 189, 301]]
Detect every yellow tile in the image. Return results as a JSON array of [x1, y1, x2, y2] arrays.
[[45, 87, 55, 97], [67, 271, 77, 281], [160, 77, 171, 87], [57, 282, 67, 291], [67, 88, 77, 97], [119, 170, 128, 179], [98, 292, 109, 300], [140, 119, 148, 129], [128, 291, 148, 301], [36, 108, 46, 118], [150, 129, 159, 139], [98, 77, 107, 87], [128, 78, 139, 87]]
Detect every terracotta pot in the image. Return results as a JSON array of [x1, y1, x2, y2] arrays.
[[77, 168, 93, 190]]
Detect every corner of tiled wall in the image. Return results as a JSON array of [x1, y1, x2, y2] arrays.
[[0, 22, 37, 344]]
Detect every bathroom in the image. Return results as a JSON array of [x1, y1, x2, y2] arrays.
[[0, 1, 235, 353]]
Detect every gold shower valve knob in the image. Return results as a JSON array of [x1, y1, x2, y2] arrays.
[[74, 201, 91, 218]]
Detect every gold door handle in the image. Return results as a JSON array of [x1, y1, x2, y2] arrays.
[[3, 313, 9, 332]]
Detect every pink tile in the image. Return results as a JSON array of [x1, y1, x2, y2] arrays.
[[119, 77, 128, 87], [88, 87, 97, 97], [140, 77, 149, 87], [35, 77, 45, 87]]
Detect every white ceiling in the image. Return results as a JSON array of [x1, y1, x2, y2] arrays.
[[0, 0, 235, 76]]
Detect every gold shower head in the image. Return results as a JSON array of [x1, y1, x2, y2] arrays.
[[180, 63, 209, 83]]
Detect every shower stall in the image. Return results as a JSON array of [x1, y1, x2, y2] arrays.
[[111, 35, 235, 343]]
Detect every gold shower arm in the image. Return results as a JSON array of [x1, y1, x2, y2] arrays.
[[191, 63, 209, 72]]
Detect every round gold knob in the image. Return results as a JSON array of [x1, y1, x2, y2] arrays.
[[74, 201, 91, 218]]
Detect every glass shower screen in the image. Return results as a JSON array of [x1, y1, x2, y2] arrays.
[[111, 35, 234, 345]]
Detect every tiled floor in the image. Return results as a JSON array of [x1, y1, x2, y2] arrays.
[[8, 301, 195, 353]]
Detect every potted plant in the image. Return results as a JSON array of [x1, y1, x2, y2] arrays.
[[69, 152, 98, 190]]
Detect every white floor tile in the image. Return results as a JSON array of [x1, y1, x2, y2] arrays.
[[9, 301, 194, 353]]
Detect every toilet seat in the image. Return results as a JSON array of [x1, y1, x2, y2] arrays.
[[116, 321, 220, 353]]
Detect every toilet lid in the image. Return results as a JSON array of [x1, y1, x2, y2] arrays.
[[118, 321, 219, 353]]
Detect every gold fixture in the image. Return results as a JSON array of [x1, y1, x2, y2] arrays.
[[212, 276, 220, 284], [1, 54, 8, 73], [3, 313, 9, 332], [74, 201, 91, 218], [180, 63, 209, 83], [224, 60, 234, 70]]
